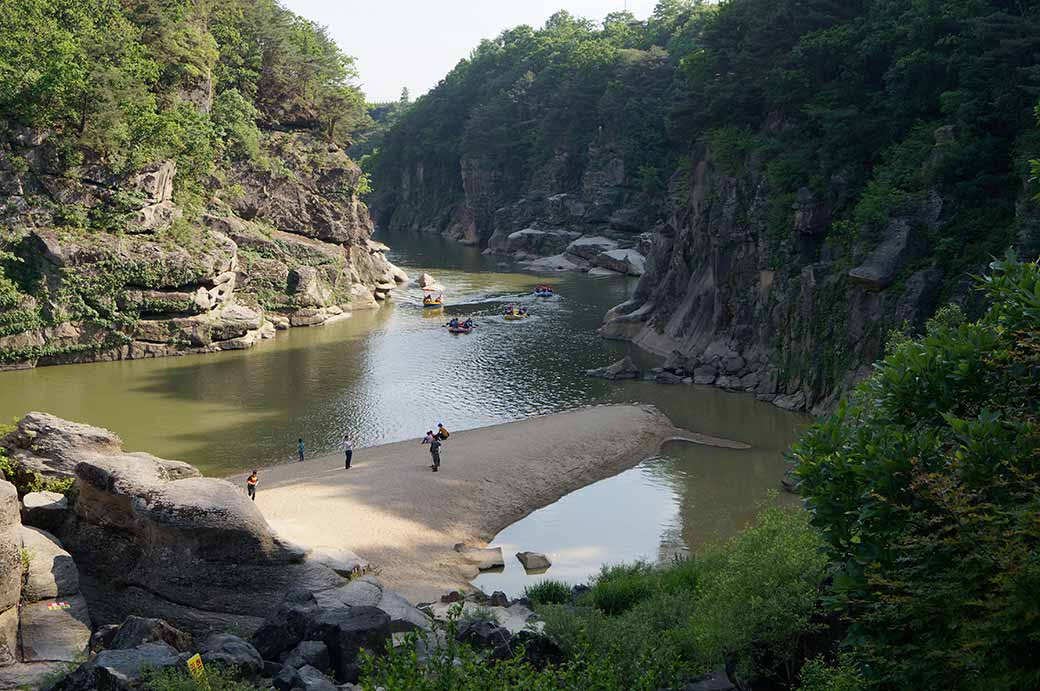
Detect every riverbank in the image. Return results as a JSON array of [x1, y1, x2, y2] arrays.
[[233, 404, 750, 601]]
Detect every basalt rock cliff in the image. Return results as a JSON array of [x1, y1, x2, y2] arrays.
[[602, 128, 1040, 412]]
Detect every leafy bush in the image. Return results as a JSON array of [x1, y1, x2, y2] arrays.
[[538, 505, 827, 689], [796, 656, 866, 691], [680, 505, 828, 683], [359, 612, 637, 691], [524, 579, 572, 605], [587, 562, 657, 615], [793, 252, 1040, 689]]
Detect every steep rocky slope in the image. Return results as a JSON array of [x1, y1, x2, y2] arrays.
[[0, 125, 405, 370], [603, 130, 1040, 412], [0, 0, 406, 370]]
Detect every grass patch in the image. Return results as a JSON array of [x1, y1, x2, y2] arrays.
[[524, 579, 572, 605]]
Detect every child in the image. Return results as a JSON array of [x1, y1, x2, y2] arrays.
[[246, 470, 258, 501], [297, 438, 305, 462]]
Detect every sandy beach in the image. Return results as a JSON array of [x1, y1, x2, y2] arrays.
[[237, 404, 750, 602]]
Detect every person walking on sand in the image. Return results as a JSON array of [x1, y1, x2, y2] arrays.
[[344, 434, 354, 469], [246, 469, 258, 501], [422, 430, 442, 472], [297, 438, 305, 463]]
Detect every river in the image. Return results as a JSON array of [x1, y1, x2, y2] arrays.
[[0, 232, 806, 594]]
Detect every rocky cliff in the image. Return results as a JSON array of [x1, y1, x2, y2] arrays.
[[0, 125, 406, 370], [602, 128, 1038, 412]]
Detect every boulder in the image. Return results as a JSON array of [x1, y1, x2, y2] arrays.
[[6, 413, 347, 637], [314, 576, 428, 633], [0, 480, 21, 604], [307, 548, 368, 578], [454, 544, 505, 571], [297, 664, 338, 691], [504, 228, 581, 257], [281, 640, 332, 674], [521, 254, 584, 272], [847, 217, 920, 290], [200, 633, 264, 680], [1, 412, 123, 479], [105, 615, 193, 652], [593, 248, 646, 276], [585, 355, 640, 381], [21, 491, 69, 531], [20, 526, 79, 600], [306, 606, 391, 683], [455, 620, 511, 654], [417, 273, 438, 289], [489, 591, 509, 608], [19, 595, 92, 662], [655, 371, 683, 385], [773, 391, 807, 411], [55, 641, 182, 691], [515, 552, 552, 571], [252, 602, 320, 661], [274, 663, 303, 690], [565, 235, 619, 261]]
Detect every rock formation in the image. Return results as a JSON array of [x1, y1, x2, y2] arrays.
[[599, 127, 1027, 412], [0, 126, 407, 370]]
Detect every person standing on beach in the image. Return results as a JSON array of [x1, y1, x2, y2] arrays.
[[344, 435, 353, 469], [422, 431, 442, 472], [297, 438, 305, 462], [246, 470, 258, 501]]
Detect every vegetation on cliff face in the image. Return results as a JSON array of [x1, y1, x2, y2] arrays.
[[0, 0, 398, 369], [0, 0, 365, 205]]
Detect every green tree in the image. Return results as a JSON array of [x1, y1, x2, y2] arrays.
[[793, 253, 1040, 690]]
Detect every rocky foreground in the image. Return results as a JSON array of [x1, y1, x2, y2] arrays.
[[0, 413, 574, 690]]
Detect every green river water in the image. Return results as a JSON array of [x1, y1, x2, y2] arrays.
[[0, 232, 806, 594]]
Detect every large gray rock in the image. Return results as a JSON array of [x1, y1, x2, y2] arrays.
[[848, 218, 917, 290], [2, 412, 122, 478], [0, 480, 20, 666], [503, 228, 581, 257], [281, 639, 332, 674], [454, 544, 505, 571], [585, 355, 640, 381], [515, 551, 552, 571], [19, 595, 92, 662], [565, 235, 618, 260], [55, 641, 182, 691], [307, 548, 368, 578], [200, 633, 263, 680], [593, 248, 646, 276], [105, 616, 193, 652], [297, 664, 338, 691], [314, 576, 428, 633], [1, 413, 350, 637], [307, 606, 391, 683], [21, 491, 68, 531], [20, 526, 79, 600]]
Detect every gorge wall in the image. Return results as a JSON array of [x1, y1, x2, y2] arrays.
[[367, 0, 1040, 411], [0, 0, 405, 370]]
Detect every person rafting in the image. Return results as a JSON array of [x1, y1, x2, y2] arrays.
[[424, 293, 442, 306], [462, 318, 475, 329], [447, 317, 459, 328]]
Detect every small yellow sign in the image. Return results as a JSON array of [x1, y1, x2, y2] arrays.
[[186, 654, 209, 689]]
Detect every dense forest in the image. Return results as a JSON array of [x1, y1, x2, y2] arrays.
[[0, 0, 401, 369], [367, 0, 1040, 411]]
